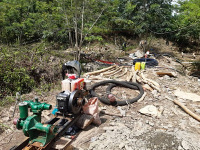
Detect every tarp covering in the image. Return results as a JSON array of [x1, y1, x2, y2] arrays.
[[62, 60, 82, 79]]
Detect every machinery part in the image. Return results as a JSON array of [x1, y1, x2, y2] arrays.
[[19, 101, 28, 119], [90, 80, 144, 106], [22, 115, 58, 146], [56, 90, 84, 116], [133, 58, 158, 67], [56, 91, 71, 115], [13, 97, 57, 147], [11, 115, 81, 150], [62, 60, 82, 79], [68, 90, 84, 115]]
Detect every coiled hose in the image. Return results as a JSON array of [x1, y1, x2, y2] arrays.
[[90, 80, 144, 106]]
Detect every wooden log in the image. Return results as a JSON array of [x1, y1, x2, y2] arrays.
[[89, 75, 112, 81], [52, 137, 72, 150], [138, 92, 146, 102], [141, 73, 160, 87], [126, 66, 135, 82], [132, 70, 138, 83], [173, 99, 200, 122], [75, 114, 94, 129], [101, 66, 120, 76], [108, 66, 123, 77], [140, 72, 161, 92], [100, 110, 123, 117], [115, 67, 128, 78], [136, 74, 142, 83], [84, 65, 117, 76], [156, 72, 176, 77]]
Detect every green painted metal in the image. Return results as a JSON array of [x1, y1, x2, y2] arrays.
[[16, 97, 57, 146], [18, 102, 28, 119]]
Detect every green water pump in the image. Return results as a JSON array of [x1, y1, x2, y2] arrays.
[[13, 97, 58, 147]]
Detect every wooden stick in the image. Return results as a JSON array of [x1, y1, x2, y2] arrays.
[[140, 72, 161, 92], [173, 99, 200, 122], [89, 76, 112, 81], [132, 70, 138, 83], [84, 65, 117, 76], [126, 66, 134, 82], [108, 66, 123, 77], [100, 110, 123, 117], [141, 72, 160, 87], [115, 67, 128, 78], [138, 92, 146, 102], [101, 66, 120, 76]]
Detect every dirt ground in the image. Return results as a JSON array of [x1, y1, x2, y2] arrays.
[[0, 39, 200, 150]]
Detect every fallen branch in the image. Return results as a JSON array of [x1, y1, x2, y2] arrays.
[[138, 92, 147, 102], [100, 110, 123, 117], [131, 67, 137, 82], [141, 73, 160, 87], [126, 66, 134, 82], [173, 99, 200, 122], [136, 73, 142, 83], [140, 72, 161, 92], [115, 67, 128, 78], [108, 66, 123, 77], [84, 65, 117, 76], [89, 75, 112, 81], [101, 66, 120, 76]]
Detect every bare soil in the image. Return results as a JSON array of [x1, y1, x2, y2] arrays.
[[0, 39, 200, 150]]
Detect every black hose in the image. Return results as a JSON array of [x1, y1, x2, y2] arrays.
[[90, 80, 144, 106]]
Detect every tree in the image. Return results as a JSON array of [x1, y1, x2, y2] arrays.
[[56, 0, 107, 60], [173, 0, 200, 48]]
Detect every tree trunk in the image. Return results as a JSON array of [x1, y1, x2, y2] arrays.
[[78, 0, 85, 61]]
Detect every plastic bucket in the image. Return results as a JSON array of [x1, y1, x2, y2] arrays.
[[135, 62, 141, 70], [133, 58, 158, 67], [141, 62, 146, 70]]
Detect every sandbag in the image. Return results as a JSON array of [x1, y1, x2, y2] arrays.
[[82, 97, 101, 125]]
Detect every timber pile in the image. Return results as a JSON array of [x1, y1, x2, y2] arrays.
[[83, 65, 160, 92]]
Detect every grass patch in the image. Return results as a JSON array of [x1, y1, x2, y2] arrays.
[[0, 96, 15, 107]]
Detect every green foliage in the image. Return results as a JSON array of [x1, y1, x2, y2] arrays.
[[0, 46, 36, 97], [173, 0, 200, 46], [85, 35, 103, 42], [0, 96, 15, 106], [192, 60, 200, 73]]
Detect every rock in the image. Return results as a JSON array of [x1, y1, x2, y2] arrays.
[[125, 145, 132, 150], [9, 106, 15, 113], [5, 129, 12, 133], [151, 90, 158, 98], [98, 135, 105, 141], [90, 137, 97, 142], [148, 122, 154, 127], [174, 89, 200, 102], [138, 105, 159, 117], [195, 109, 200, 114], [117, 106, 126, 116], [178, 145, 184, 150], [181, 140, 190, 150], [119, 143, 125, 149], [2, 116, 10, 122], [103, 126, 115, 131], [163, 75, 171, 80]]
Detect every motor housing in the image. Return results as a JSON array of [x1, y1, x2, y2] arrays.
[[56, 90, 85, 116], [56, 91, 71, 114]]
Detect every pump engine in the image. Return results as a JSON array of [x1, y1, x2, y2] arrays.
[[56, 90, 85, 116]]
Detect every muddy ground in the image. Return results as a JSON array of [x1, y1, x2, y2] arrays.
[[0, 39, 200, 150]]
